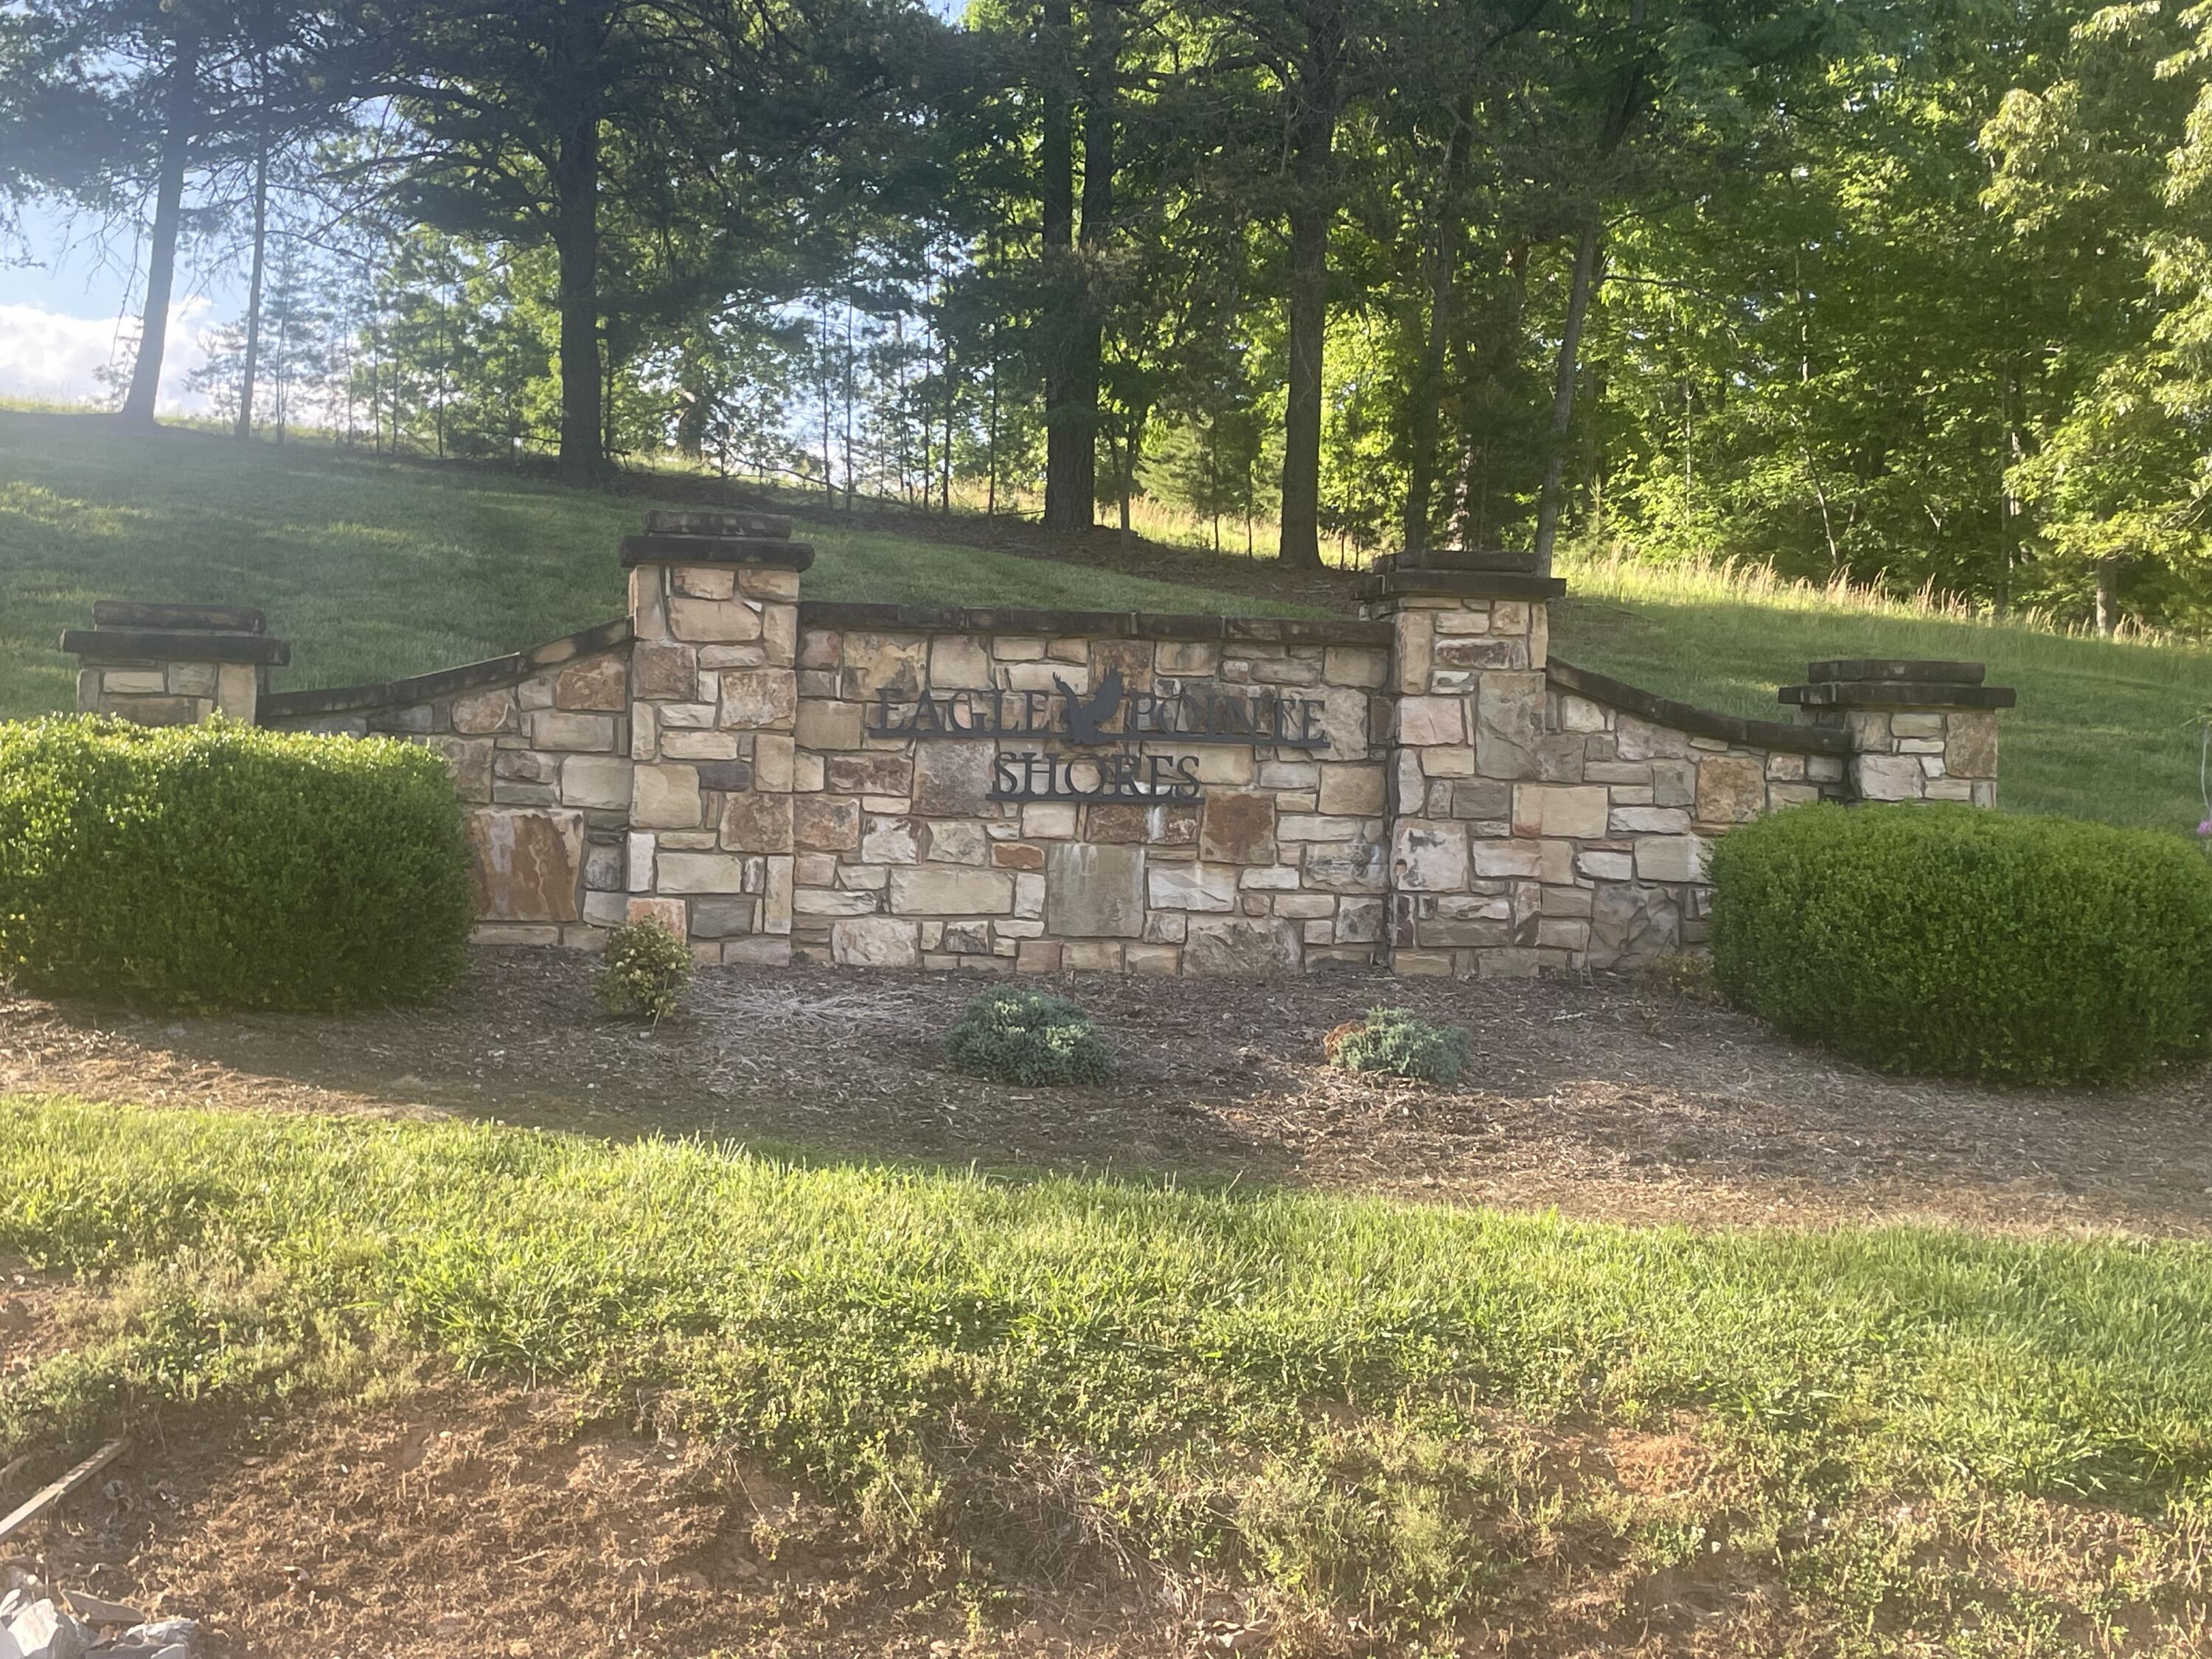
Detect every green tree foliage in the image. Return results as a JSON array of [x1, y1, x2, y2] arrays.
[[25, 0, 2212, 633]]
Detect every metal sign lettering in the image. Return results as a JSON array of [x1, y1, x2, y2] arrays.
[[862, 667, 1331, 803]]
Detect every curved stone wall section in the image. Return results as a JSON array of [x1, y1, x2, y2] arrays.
[[259, 618, 636, 945]]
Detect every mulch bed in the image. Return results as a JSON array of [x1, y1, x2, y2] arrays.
[[4, 950, 2209, 1237]]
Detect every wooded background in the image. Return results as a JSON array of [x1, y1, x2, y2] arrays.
[[7, 0, 2211, 632]]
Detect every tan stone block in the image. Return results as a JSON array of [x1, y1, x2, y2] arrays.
[[795, 698, 863, 751], [861, 813, 922, 864], [762, 602, 798, 668], [1125, 943, 1180, 976], [556, 654, 627, 711], [215, 662, 257, 719], [560, 754, 631, 810], [1855, 754, 1922, 801], [1324, 646, 1388, 688], [1200, 791, 1276, 863], [913, 741, 994, 814], [628, 763, 700, 830], [1633, 835, 1708, 883], [890, 867, 1015, 914], [928, 635, 994, 689], [991, 841, 1046, 871], [672, 566, 737, 599], [159, 660, 215, 698], [1694, 757, 1767, 824], [1391, 821, 1467, 890], [722, 791, 795, 852], [753, 733, 796, 790], [1393, 611, 1435, 695], [102, 669, 167, 695], [656, 851, 748, 893], [466, 808, 584, 922], [720, 669, 797, 729], [630, 643, 694, 703], [659, 730, 740, 761], [1015, 939, 1064, 973], [1316, 764, 1384, 816], [793, 795, 860, 850], [832, 916, 917, 967], [1155, 640, 1218, 676], [739, 566, 801, 602], [1062, 939, 1124, 974], [532, 710, 616, 752], [1396, 694, 1464, 746], [668, 596, 763, 643], [827, 752, 913, 795], [1945, 712, 1998, 779], [1511, 785, 1608, 840], [448, 685, 518, 735], [842, 632, 928, 698], [1419, 745, 1475, 779]]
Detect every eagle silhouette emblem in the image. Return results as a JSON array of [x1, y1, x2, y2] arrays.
[[1051, 667, 1124, 745]]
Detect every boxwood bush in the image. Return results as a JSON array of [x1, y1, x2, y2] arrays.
[[0, 717, 473, 1012], [1326, 1006, 1471, 1084], [1708, 803, 2212, 1084], [944, 987, 1116, 1086]]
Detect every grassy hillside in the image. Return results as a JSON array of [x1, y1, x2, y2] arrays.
[[1552, 559, 2212, 834], [6, 405, 2209, 832], [0, 408, 1313, 716]]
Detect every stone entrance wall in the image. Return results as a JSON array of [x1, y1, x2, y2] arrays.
[[782, 603, 1392, 975], [63, 515, 2016, 978]]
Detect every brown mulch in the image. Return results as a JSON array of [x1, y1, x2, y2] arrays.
[[4, 950, 2210, 1237]]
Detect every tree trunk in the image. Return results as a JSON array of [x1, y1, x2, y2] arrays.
[[2095, 557, 2120, 637], [1531, 217, 1602, 575], [1447, 242, 1528, 550], [1058, 0, 1116, 528], [119, 29, 200, 431], [235, 126, 269, 439], [1040, 0, 1089, 530], [1277, 14, 1342, 572], [1998, 361, 2028, 615], [552, 114, 604, 482], [1402, 102, 1472, 554]]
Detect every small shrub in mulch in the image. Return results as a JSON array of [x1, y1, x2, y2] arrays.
[[1324, 1007, 1470, 1085], [944, 987, 1116, 1086], [594, 916, 692, 1025]]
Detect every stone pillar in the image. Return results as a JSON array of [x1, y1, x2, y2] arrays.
[[61, 602, 289, 726], [1780, 659, 2013, 805], [620, 510, 811, 964], [1356, 549, 1570, 978]]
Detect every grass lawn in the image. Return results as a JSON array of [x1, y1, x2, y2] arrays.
[[0, 407, 1314, 717], [7, 404, 2212, 831], [4, 1094, 2210, 1651]]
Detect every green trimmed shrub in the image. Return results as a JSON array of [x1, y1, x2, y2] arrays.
[[595, 914, 692, 1024], [0, 716, 473, 1012], [1709, 803, 2212, 1084], [944, 987, 1116, 1086], [1326, 1006, 1471, 1085]]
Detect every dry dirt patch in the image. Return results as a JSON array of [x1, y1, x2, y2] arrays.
[[4, 951, 2209, 1235]]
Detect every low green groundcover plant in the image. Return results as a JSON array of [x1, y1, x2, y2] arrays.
[[1326, 1006, 1470, 1084], [1709, 802, 2212, 1084], [943, 987, 1115, 1085], [0, 716, 472, 1012], [594, 914, 692, 1024]]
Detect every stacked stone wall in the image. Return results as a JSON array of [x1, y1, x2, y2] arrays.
[[69, 521, 2015, 979], [778, 604, 1393, 976]]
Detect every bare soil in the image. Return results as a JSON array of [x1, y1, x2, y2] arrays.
[[4, 950, 2209, 1237], [0, 1301, 1809, 1659]]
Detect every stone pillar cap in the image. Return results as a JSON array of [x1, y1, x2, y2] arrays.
[[1355, 547, 1565, 603], [1807, 658, 1985, 685], [619, 507, 814, 569], [61, 625, 290, 666]]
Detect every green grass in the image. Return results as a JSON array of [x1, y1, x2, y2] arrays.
[[0, 408, 1315, 717], [4, 1095, 2211, 1650], [1554, 555, 2212, 834]]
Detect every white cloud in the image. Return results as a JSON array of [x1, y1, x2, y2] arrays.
[[0, 299, 216, 413]]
